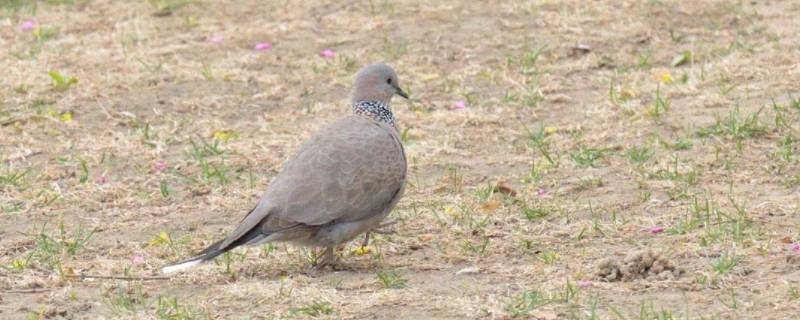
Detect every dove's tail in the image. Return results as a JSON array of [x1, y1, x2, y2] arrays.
[[160, 238, 227, 274], [160, 257, 206, 274], [161, 226, 268, 274]]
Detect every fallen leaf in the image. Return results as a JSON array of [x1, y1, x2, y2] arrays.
[[533, 310, 559, 320], [191, 187, 211, 197], [455, 266, 479, 275], [621, 88, 637, 99], [571, 43, 591, 55], [671, 50, 692, 67], [496, 182, 517, 197], [598, 56, 614, 68], [481, 199, 500, 211], [63, 266, 77, 279]]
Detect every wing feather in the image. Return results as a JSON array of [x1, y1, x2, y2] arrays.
[[219, 115, 406, 249]]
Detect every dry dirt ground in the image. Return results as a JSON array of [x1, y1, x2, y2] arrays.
[[2, 0, 800, 319]]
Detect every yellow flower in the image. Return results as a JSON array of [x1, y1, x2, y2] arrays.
[[420, 73, 440, 81], [11, 259, 27, 270], [59, 112, 73, 122], [545, 127, 557, 134], [148, 231, 171, 247], [661, 72, 674, 84], [212, 130, 238, 142], [351, 246, 370, 255], [48, 108, 73, 122]]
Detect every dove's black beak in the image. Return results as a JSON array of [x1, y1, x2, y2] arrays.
[[393, 85, 409, 99]]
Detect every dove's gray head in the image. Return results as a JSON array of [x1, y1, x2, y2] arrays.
[[352, 63, 408, 104]]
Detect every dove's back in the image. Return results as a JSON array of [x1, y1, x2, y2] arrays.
[[221, 114, 407, 248]]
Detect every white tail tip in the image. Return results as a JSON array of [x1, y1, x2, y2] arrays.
[[161, 259, 203, 274]]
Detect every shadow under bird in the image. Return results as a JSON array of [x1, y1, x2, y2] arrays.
[[162, 63, 409, 273]]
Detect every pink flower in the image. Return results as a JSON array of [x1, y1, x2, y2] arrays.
[[155, 160, 168, 172], [319, 49, 335, 58], [791, 243, 800, 252], [536, 188, 546, 196], [254, 42, 272, 52], [451, 101, 466, 110], [20, 19, 36, 31], [208, 35, 224, 44], [96, 176, 108, 185], [648, 226, 665, 234], [131, 255, 146, 264], [577, 280, 592, 288]]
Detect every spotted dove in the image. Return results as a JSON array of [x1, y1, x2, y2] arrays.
[[162, 63, 408, 273]]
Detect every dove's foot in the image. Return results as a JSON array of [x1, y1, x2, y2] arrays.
[[311, 247, 338, 271], [361, 220, 399, 246]]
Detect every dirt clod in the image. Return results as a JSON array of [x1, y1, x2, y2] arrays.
[[596, 250, 683, 282]]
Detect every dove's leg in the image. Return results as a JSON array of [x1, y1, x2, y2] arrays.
[[363, 220, 399, 246], [362, 233, 371, 247], [313, 246, 337, 270]]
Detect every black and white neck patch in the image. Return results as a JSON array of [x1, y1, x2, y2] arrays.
[[352, 100, 395, 126]]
